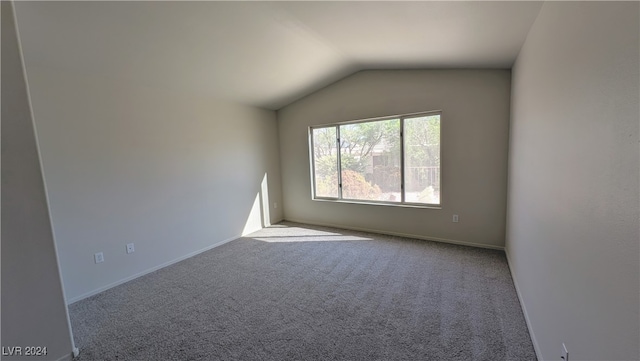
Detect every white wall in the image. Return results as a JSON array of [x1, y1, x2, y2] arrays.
[[1, 2, 75, 360], [278, 70, 511, 248], [507, 2, 639, 360], [24, 66, 283, 302]]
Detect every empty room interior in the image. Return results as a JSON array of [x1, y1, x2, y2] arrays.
[[2, 1, 639, 361]]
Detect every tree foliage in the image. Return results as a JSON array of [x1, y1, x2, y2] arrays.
[[315, 169, 381, 200], [341, 169, 382, 200], [405, 115, 440, 167], [339, 119, 399, 173]]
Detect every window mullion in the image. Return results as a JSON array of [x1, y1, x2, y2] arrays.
[[310, 128, 317, 198], [336, 126, 343, 200], [400, 118, 405, 203]]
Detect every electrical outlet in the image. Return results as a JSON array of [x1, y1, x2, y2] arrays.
[[274, 202, 278, 209], [561, 343, 569, 361], [453, 214, 459, 223], [94, 252, 104, 264], [126, 243, 135, 254]]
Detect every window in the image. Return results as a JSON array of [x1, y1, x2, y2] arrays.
[[310, 111, 441, 207]]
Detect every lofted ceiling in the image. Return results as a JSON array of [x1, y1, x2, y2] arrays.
[[14, 1, 543, 110]]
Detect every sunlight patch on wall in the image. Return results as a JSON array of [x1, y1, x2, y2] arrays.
[[261, 173, 271, 227], [242, 194, 262, 236], [242, 173, 271, 236]]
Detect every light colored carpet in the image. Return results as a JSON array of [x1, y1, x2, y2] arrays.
[[69, 222, 536, 360]]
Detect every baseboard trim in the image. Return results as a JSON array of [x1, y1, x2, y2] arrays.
[[67, 234, 240, 304], [55, 350, 74, 361], [282, 218, 505, 251], [505, 248, 542, 361]]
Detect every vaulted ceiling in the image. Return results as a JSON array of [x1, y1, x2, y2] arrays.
[[14, 1, 543, 110]]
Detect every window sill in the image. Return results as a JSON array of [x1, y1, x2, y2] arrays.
[[312, 197, 442, 210]]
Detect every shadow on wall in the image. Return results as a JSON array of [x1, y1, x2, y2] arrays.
[[242, 173, 272, 235]]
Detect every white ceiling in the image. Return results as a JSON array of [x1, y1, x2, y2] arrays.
[[14, 1, 543, 110]]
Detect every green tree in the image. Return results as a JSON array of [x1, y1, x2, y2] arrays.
[[339, 119, 399, 173], [405, 115, 440, 167], [313, 127, 337, 159]]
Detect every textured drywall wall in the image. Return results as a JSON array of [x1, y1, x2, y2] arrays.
[[278, 70, 511, 248], [506, 2, 639, 360], [24, 66, 283, 302], [1, 2, 75, 360]]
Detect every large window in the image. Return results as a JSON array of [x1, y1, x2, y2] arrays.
[[310, 111, 441, 206]]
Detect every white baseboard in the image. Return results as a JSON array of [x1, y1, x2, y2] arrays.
[[505, 248, 542, 361], [67, 234, 240, 304], [54, 351, 73, 361], [53, 346, 78, 361], [282, 218, 505, 251]]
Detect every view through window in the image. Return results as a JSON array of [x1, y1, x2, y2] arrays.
[[311, 112, 441, 206]]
